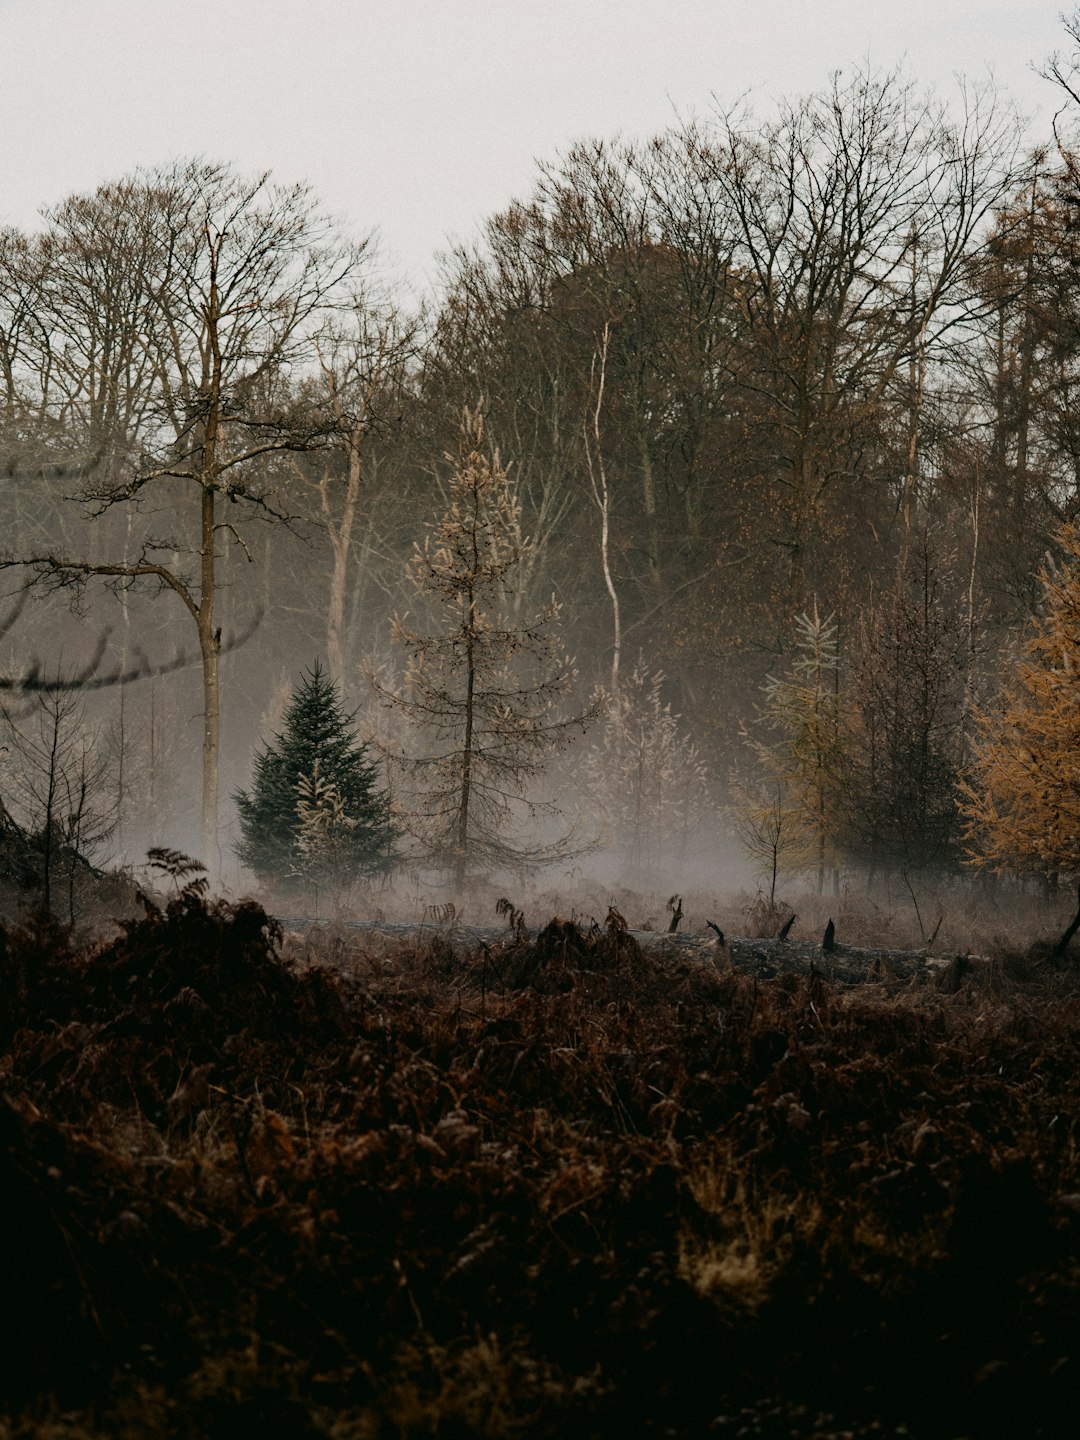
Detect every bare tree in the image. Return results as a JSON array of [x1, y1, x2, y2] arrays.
[[305, 291, 416, 683], [583, 323, 621, 691], [697, 69, 1020, 599], [840, 536, 971, 878], [732, 778, 806, 906], [1, 677, 115, 916], [0, 227, 52, 448], [0, 161, 363, 874]]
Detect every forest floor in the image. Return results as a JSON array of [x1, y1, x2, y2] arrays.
[[2, 877, 1080, 1438]]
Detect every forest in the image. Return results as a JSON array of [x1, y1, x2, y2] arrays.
[[5, 44, 1080, 917], [7, 19, 1080, 1440]]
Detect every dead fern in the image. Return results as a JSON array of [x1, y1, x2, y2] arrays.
[[4, 897, 1080, 1436], [496, 896, 526, 939], [423, 901, 457, 927], [145, 847, 209, 901], [605, 904, 628, 936]]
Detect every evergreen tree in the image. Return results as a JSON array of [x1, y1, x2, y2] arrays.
[[580, 659, 711, 876], [235, 661, 394, 892], [375, 408, 589, 890], [738, 604, 845, 893]]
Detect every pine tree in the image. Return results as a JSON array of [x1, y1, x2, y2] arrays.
[[376, 408, 589, 890], [739, 604, 845, 893], [234, 661, 394, 892], [580, 660, 710, 876], [961, 524, 1080, 881]]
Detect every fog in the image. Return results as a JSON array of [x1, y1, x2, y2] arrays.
[[3, 43, 1080, 947]]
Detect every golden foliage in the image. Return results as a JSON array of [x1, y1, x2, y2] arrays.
[[962, 523, 1080, 875]]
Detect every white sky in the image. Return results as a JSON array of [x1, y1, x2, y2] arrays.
[[0, 0, 1070, 292]]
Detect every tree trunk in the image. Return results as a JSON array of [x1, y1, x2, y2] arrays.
[[1052, 883, 1080, 962], [199, 482, 220, 879], [199, 251, 223, 880], [322, 417, 362, 683], [273, 919, 956, 990], [639, 428, 662, 598], [586, 330, 621, 692], [455, 592, 477, 893], [326, 528, 350, 683]]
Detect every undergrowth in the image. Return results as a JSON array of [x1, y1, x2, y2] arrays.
[[1, 884, 1079, 1437]]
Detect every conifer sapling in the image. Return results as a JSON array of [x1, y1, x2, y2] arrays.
[[235, 660, 394, 893]]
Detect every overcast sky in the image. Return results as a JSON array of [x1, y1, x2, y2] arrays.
[[0, 1, 1070, 291]]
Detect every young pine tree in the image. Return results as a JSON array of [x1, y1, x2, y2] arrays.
[[739, 604, 845, 894], [376, 409, 588, 890], [581, 660, 710, 876], [234, 661, 394, 893]]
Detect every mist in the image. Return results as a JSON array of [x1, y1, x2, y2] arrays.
[[0, 52, 1077, 957]]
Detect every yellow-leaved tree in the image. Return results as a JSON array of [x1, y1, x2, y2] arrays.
[[961, 524, 1080, 954]]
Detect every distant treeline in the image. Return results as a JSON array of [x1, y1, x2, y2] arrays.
[[2, 49, 1080, 886]]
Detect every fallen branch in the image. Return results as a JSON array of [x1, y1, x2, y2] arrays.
[[276, 916, 969, 987]]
